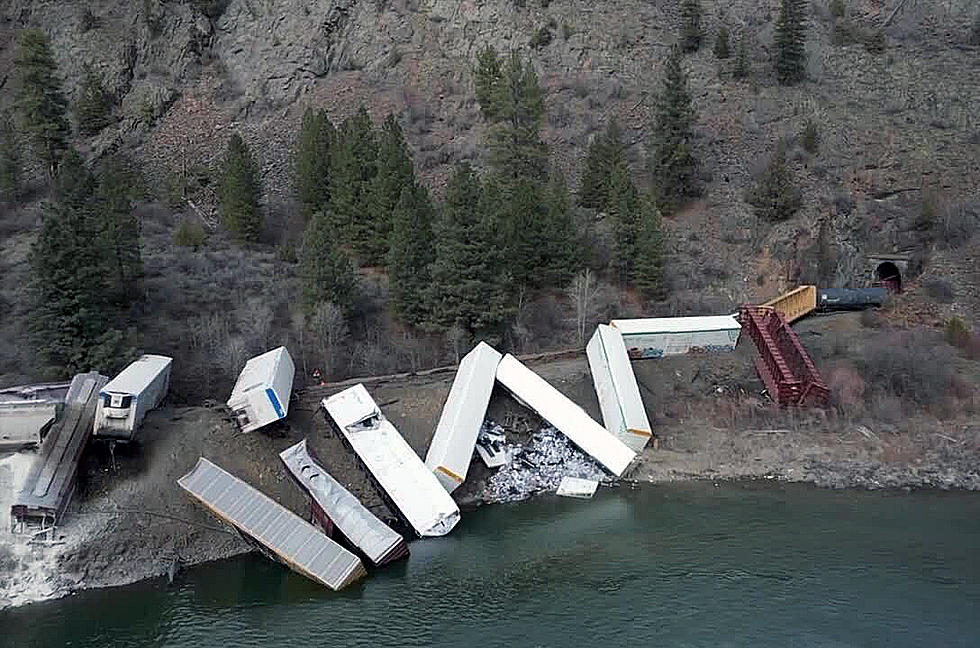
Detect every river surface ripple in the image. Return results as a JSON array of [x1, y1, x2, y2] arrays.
[[2, 482, 978, 647]]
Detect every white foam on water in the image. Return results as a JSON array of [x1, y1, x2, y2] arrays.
[[0, 451, 66, 609]]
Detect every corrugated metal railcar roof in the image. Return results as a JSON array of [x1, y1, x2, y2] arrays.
[[494, 354, 636, 477], [280, 439, 408, 566], [177, 457, 366, 591], [424, 341, 503, 492], [11, 372, 108, 524], [586, 325, 652, 453], [101, 355, 172, 395], [610, 315, 741, 335], [322, 385, 460, 538]]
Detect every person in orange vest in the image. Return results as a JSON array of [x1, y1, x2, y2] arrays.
[[312, 368, 326, 387]]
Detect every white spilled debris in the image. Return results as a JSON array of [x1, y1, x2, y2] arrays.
[[494, 354, 636, 477], [474, 420, 509, 468], [556, 476, 599, 499], [482, 427, 609, 503]]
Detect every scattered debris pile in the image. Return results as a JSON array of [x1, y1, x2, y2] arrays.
[[475, 420, 510, 468], [483, 427, 610, 504]]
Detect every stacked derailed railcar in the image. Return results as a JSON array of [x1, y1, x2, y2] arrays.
[[586, 325, 652, 453], [494, 354, 636, 477], [11, 372, 108, 530], [322, 384, 460, 537], [279, 439, 409, 566], [424, 341, 503, 492], [178, 457, 367, 590]]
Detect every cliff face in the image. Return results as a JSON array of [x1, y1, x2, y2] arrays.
[[0, 0, 978, 388]]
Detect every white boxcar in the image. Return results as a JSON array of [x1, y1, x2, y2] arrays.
[[322, 384, 460, 537], [93, 354, 172, 441], [227, 347, 294, 433], [586, 325, 652, 453], [0, 401, 57, 449], [609, 315, 741, 359], [494, 354, 636, 477], [424, 341, 503, 492]]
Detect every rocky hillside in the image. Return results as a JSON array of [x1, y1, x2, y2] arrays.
[[0, 0, 978, 390]]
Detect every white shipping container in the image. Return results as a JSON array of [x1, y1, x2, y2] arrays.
[[322, 385, 460, 537], [424, 341, 503, 492], [586, 325, 652, 453], [0, 401, 57, 449], [93, 354, 172, 441], [609, 315, 741, 359], [227, 347, 295, 433], [494, 354, 636, 477]]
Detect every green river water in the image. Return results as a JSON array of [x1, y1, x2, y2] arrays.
[[2, 482, 978, 647]]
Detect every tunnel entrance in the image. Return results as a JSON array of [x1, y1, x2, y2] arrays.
[[875, 261, 902, 294]]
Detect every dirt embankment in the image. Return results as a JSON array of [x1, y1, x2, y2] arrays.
[[2, 314, 977, 606]]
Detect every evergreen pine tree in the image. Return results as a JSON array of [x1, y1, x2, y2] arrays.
[[775, 0, 807, 85], [714, 25, 731, 59], [300, 211, 357, 313], [219, 132, 262, 242], [649, 46, 699, 214], [747, 143, 802, 222], [680, 0, 703, 53], [633, 197, 666, 299], [578, 119, 626, 209], [29, 151, 126, 372], [541, 167, 581, 283], [733, 33, 750, 79], [14, 30, 70, 175], [329, 106, 377, 256], [473, 45, 503, 120], [486, 50, 548, 185], [74, 69, 113, 137], [606, 162, 641, 283], [387, 184, 434, 325], [428, 164, 512, 336], [95, 155, 143, 302], [364, 114, 415, 266], [0, 111, 22, 200], [296, 107, 335, 221]]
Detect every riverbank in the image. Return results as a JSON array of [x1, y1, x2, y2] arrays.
[[1, 315, 978, 608]]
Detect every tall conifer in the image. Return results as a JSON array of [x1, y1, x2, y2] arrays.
[[649, 46, 698, 214], [296, 107, 335, 221], [300, 211, 357, 313], [429, 164, 512, 336], [364, 114, 415, 265], [219, 133, 262, 242], [387, 184, 434, 324], [14, 30, 70, 175], [775, 0, 807, 85]]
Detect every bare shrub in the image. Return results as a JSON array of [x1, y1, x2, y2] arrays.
[[308, 301, 350, 376], [856, 331, 956, 411], [825, 361, 866, 416]]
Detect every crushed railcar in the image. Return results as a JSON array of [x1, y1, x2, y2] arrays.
[[11, 372, 108, 531], [609, 315, 742, 359], [494, 354, 636, 477], [280, 439, 408, 567], [321, 384, 460, 538], [424, 341, 503, 492], [177, 457, 367, 591], [586, 325, 652, 453]]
